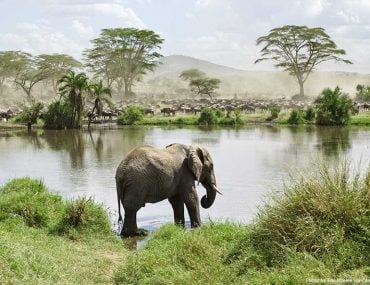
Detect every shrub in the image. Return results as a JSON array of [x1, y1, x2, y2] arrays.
[[198, 107, 218, 125], [287, 108, 305, 125], [117, 106, 144, 125], [266, 106, 281, 121], [218, 109, 244, 125], [315, 87, 352, 126], [43, 101, 73, 129], [14, 101, 44, 124], [304, 106, 316, 121], [54, 197, 111, 239]]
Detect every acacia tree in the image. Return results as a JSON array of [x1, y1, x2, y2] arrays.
[[255, 25, 352, 98], [0, 51, 27, 93], [84, 28, 164, 97], [12, 52, 48, 98], [180, 69, 220, 100], [38, 54, 82, 95]]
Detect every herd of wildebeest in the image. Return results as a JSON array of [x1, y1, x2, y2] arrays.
[[1, 98, 370, 123]]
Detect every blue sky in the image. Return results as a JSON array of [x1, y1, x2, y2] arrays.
[[1, 0, 370, 72]]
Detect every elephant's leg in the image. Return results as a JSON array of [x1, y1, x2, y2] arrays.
[[121, 205, 140, 237], [184, 188, 201, 228], [168, 195, 185, 227]]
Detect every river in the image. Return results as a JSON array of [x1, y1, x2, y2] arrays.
[[0, 125, 369, 231]]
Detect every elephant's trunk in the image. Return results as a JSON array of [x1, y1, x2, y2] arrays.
[[200, 183, 219, 209]]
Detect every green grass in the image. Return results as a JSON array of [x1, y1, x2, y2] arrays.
[[0, 178, 128, 284], [350, 113, 370, 125], [139, 115, 199, 125]]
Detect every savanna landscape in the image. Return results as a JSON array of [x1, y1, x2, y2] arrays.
[[0, 1, 370, 284]]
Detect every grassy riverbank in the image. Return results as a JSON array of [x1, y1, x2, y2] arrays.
[[0, 178, 128, 284], [1, 163, 370, 284]]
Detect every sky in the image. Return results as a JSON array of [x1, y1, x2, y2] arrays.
[[1, 0, 370, 73]]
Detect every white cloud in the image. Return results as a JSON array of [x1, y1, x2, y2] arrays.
[[195, 0, 212, 7], [52, 3, 146, 28], [72, 20, 95, 39], [2, 22, 82, 57]]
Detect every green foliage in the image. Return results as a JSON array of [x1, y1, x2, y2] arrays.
[[305, 106, 316, 121], [287, 108, 305, 125], [266, 106, 281, 121], [117, 106, 144, 125], [315, 87, 352, 126], [43, 101, 73, 129], [54, 197, 111, 239], [355, 84, 370, 101], [13, 101, 44, 124], [57, 70, 89, 129], [198, 107, 218, 125]]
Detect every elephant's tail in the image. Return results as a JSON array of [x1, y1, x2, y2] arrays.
[[116, 178, 124, 225]]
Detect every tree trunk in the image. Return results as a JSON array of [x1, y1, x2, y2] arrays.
[[299, 80, 305, 98]]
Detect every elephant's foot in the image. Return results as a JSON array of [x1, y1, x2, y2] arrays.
[[120, 227, 148, 237]]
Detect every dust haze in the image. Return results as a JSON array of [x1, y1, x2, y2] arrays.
[[1, 55, 369, 108]]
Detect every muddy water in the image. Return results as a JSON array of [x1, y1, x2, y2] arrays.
[[0, 125, 369, 232]]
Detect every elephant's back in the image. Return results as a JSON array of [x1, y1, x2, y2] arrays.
[[115, 145, 180, 202]]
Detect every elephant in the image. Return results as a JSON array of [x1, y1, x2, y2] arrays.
[[115, 143, 221, 237]]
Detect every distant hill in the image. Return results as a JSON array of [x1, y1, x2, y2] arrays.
[[146, 55, 248, 79], [139, 55, 370, 98]]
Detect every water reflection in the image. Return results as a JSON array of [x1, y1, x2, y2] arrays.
[[315, 127, 351, 157]]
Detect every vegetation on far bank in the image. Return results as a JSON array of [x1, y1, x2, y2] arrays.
[[1, 162, 369, 284]]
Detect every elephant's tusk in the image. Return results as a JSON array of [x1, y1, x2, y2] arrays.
[[212, 185, 223, 196]]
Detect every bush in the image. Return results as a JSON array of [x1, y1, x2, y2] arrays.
[[198, 107, 218, 125], [304, 106, 316, 121], [315, 87, 352, 126], [117, 106, 144, 125], [43, 101, 73, 129], [54, 197, 111, 239], [14, 101, 44, 124], [287, 108, 305, 125], [266, 106, 281, 121]]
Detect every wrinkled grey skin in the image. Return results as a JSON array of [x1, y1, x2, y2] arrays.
[[116, 143, 219, 237]]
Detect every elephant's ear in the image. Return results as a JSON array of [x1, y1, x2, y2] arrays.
[[188, 145, 203, 182]]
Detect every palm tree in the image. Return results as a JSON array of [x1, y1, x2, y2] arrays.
[[87, 80, 112, 128], [58, 70, 89, 128]]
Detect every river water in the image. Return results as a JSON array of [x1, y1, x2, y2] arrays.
[[0, 125, 369, 230]]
